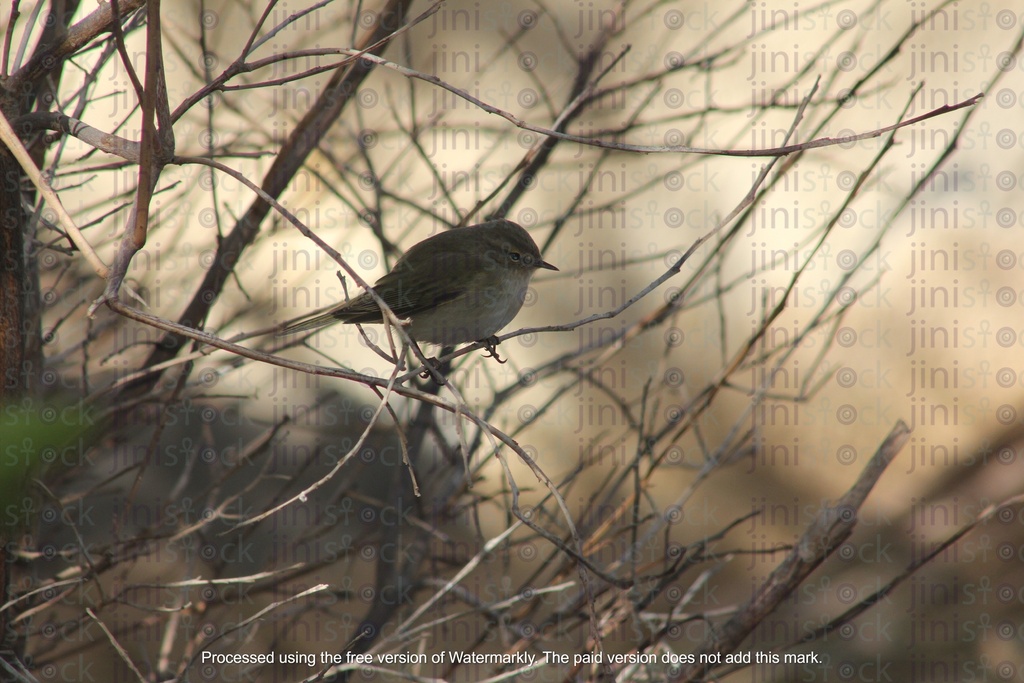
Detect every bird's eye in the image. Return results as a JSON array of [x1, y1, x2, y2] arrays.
[[509, 252, 521, 262]]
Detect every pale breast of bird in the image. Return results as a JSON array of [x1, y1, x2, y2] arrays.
[[404, 268, 535, 346]]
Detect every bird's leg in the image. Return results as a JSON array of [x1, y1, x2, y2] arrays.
[[479, 335, 507, 364]]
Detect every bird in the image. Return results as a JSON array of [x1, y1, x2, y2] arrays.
[[279, 219, 557, 358]]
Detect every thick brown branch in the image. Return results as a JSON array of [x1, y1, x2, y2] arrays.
[[97, 0, 172, 310], [673, 421, 911, 682]]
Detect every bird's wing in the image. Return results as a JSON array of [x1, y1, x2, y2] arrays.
[[367, 260, 463, 318]]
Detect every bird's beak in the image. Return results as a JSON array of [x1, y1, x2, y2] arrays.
[[538, 259, 558, 271]]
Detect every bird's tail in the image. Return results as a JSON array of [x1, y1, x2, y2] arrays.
[[276, 310, 341, 335]]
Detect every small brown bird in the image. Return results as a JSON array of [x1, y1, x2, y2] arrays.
[[280, 219, 557, 350]]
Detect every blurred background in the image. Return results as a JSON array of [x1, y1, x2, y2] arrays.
[[1, 0, 1022, 681]]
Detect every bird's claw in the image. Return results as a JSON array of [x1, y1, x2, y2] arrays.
[[418, 357, 445, 384], [480, 336, 507, 364]]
